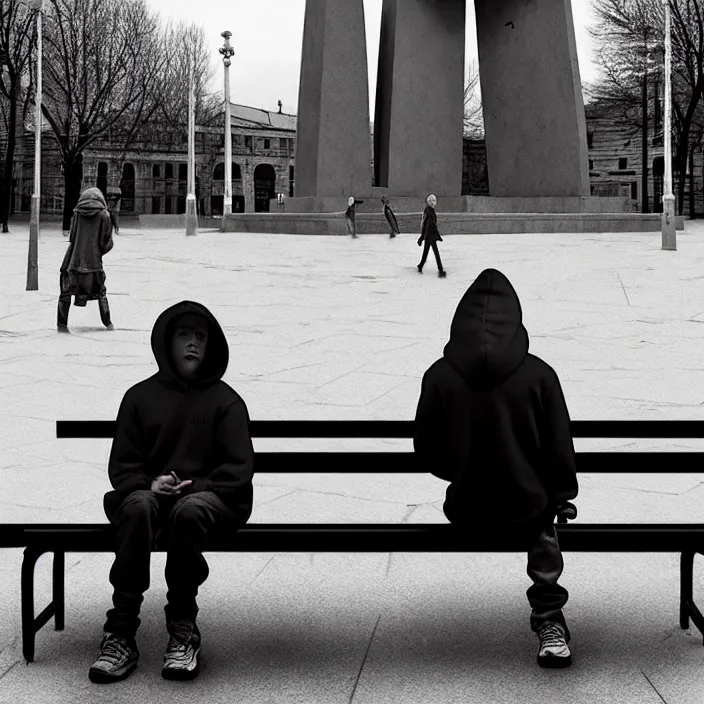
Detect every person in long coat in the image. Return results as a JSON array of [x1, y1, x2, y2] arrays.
[[57, 186, 115, 332], [417, 193, 446, 277], [381, 196, 400, 238], [345, 196, 363, 238]]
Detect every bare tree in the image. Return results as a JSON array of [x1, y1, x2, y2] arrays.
[[464, 59, 484, 139], [40, 0, 164, 229], [588, 0, 664, 213], [588, 0, 704, 215], [0, 0, 36, 232], [669, 0, 704, 215]]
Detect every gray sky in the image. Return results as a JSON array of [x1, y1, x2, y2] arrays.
[[147, 0, 599, 116]]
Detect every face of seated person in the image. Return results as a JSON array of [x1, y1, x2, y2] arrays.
[[171, 314, 209, 380]]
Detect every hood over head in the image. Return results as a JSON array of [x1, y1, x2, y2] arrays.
[[74, 187, 107, 217], [151, 300, 229, 389], [443, 268, 529, 389]]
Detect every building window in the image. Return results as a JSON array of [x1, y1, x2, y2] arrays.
[[289, 165, 294, 197], [178, 163, 187, 181], [264, 138, 271, 150], [244, 136, 252, 150], [588, 159, 594, 171], [280, 137, 288, 151], [631, 181, 638, 200], [165, 163, 173, 179], [152, 164, 160, 179], [587, 132, 594, 149], [96, 161, 108, 196], [618, 157, 628, 170]]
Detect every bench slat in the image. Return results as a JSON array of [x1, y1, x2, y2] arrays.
[[251, 452, 704, 473], [4, 524, 704, 552], [57, 420, 704, 439]]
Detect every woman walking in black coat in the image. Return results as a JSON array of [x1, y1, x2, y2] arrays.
[[417, 193, 446, 277]]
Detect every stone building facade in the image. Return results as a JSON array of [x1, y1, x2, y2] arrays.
[[585, 101, 703, 216], [14, 98, 694, 216], [11, 102, 297, 217]]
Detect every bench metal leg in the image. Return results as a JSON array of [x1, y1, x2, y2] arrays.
[[53, 551, 64, 631], [680, 551, 704, 645], [21, 548, 66, 663]]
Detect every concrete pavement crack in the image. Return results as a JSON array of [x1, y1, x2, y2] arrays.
[[640, 669, 668, 703], [349, 613, 382, 704], [251, 556, 276, 583], [616, 272, 632, 306]]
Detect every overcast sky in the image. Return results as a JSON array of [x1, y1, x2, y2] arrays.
[[146, 0, 599, 116]]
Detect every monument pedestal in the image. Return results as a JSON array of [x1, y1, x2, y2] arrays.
[[280, 194, 632, 215]]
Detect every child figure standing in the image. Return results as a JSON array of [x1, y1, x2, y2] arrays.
[[417, 193, 446, 277], [57, 186, 115, 332]]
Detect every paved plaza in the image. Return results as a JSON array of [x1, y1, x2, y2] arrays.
[[1, 221, 704, 703]]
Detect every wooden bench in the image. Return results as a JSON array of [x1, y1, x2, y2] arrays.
[[2, 419, 704, 664]]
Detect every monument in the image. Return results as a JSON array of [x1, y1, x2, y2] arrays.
[[221, 0, 683, 233], [292, 0, 592, 208]]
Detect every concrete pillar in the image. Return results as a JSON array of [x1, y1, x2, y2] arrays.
[[243, 164, 255, 213], [374, 0, 465, 197], [474, 0, 590, 197], [295, 0, 372, 197]]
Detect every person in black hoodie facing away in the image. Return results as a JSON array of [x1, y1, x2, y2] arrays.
[[89, 301, 254, 684], [413, 269, 578, 668], [417, 193, 446, 277]]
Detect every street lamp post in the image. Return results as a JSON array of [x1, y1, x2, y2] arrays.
[[185, 56, 197, 236], [27, 0, 43, 290], [662, 0, 676, 250], [219, 31, 234, 217]]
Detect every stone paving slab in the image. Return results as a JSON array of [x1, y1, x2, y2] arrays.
[[2, 221, 704, 702]]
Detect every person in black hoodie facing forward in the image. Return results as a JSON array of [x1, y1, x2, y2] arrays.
[[89, 300, 254, 684], [414, 269, 578, 668]]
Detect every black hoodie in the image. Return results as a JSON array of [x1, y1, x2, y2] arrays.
[[413, 269, 578, 522], [108, 301, 254, 523]]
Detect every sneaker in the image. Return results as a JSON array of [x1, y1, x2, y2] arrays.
[[537, 622, 571, 668], [88, 632, 139, 683], [417, 265, 423, 273], [57, 325, 70, 333], [106, 323, 115, 330], [162, 620, 201, 680], [439, 270, 447, 278]]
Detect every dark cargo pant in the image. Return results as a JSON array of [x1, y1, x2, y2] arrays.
[[102, 489, 242, 638], [443, 503, 570, 641]]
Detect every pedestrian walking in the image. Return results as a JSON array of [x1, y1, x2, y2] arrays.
[[57, 186, 115, 332], [381, 195, 400, 238], [88, 300, 255, 684], [106, 186, 122, 234], [417, 193, 446, 277], [413, 268, 579, 668], [345, 196, 363, 238]]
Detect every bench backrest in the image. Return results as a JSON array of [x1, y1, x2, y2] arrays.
[[56, 420, 704, 473]]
